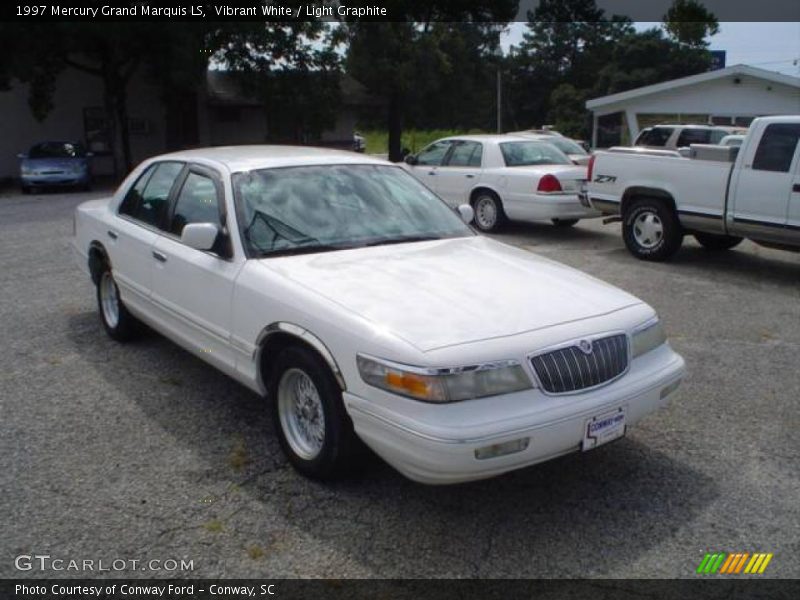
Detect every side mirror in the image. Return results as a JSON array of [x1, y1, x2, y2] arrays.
[[181, 222, 219, 251], [17, 153, 27, 159], [457, 204, 474, 224], [404, 154, 418, 166]]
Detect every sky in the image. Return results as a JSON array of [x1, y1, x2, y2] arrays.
[[501, 22, 800, 76]]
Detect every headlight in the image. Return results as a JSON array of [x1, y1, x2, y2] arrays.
[[20, 165, 34, 176], [632, 317, 667, 358], [356, 355, 532, 403]]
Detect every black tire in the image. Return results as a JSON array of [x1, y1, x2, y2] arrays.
[[269, 345, 362, 480], [21, 185, 31, 195], [551, 218, 579, 228], [622, 198, 683, 261], [471, 190, 507, 233], [694, 232, 743, 251], [96, 263, 140, 342]]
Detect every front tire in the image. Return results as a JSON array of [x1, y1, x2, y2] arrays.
[[551, 218, 579, 228], [694, 232, 743, 251], [622, 198, 683, 261], [96, 264, 140, 341], [471, 191, 507, 233], [269, 346, 362, 480]]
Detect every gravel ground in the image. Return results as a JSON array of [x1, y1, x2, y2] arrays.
[[1, 187, 798, 579]]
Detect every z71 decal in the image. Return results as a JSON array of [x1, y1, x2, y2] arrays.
[[593, 174, 617, 183]]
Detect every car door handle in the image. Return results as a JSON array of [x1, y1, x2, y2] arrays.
[[152, 251, 167, 263], [428, 171, 437, 176], [107, 230, 118, 240], [793, 184, 800, 193], [465, 174, 475, 178]]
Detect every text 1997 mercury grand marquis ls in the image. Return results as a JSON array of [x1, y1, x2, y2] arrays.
[[73, 147, 685, 484]]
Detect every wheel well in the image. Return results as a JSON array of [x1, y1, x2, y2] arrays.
[[469, 186, 499, 204], [88, 242, 109, 285], [620, 187, 677, 218], [257, 331, 344, 396]]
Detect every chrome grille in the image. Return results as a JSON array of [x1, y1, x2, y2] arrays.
[[530, 334, 628, 394]]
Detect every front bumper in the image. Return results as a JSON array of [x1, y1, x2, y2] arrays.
[[345, 344, 685, 484], [22, 173, 89, 187]]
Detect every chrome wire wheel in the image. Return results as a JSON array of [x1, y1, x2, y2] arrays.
[[277, 368, 326, 460], [474, 195, 498, 230], [99, 271, 120, 329], [632, 211, 664, 249]]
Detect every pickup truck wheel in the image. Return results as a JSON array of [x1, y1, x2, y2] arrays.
[[270, 346, 361, 480], [694, 232, 743, 251], [472, 191, 507, 233], [551, 218, 579, 228], [96, 266, 140, 341], [623, 199, 683, 261]]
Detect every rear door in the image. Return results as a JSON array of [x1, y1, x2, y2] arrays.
[[111, 161, 184, 314], [434, 141, 483, 206], [729, 123, 800, 243], [149, 165, 242, 373]]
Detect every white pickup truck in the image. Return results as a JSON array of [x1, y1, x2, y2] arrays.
[[584, 116, 800, 261]]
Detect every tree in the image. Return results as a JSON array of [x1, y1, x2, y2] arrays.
[[345, 2, 518, 161], [663, 0, 720, 48]]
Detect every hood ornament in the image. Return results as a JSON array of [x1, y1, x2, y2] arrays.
[[578, 339, 593, 354]]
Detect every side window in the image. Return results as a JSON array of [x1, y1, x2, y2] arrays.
[[416, 141, 452, 166], [676, 128, 712, 147], [637, 127, 672, 147], [119, 165, 155, 218], [170, 172, 221, 236], [752, 124, 800, 173], [446, 142, 482, 167], [119, 161, 183, 229]]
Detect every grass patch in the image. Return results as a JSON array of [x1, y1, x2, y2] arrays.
[[360, 128, 491, 155]]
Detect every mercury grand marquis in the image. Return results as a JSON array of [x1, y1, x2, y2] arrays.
[[72, 146, 685, 484]]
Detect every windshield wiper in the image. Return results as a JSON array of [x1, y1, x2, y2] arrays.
[[364, 235, 444, 247]]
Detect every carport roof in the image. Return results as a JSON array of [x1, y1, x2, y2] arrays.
[[586, 64, 800, 111]]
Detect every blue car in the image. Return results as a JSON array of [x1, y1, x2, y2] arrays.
[[18, 141, 92, 193]]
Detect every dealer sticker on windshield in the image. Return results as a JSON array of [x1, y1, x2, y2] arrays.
[[582, 407, 626, 451]]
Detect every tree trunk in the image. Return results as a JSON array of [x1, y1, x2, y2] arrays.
[[387, 90, 403, 162]]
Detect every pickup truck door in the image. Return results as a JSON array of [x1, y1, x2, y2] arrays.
[[729, 123, 800, 244], [149, 166, 242, 374], [112, 161, 184, 313], [434, 141, 483, 207], [408, 140, 454, 195]]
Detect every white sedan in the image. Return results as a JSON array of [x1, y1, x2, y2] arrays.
[[73, 146, 684, 484], [403, 134, 600, 232]]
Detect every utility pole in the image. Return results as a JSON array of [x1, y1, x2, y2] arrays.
[[496, 69, 502, 133]]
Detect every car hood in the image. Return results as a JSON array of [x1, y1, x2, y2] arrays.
[[22, 158, 85, 170], [258, 236, 641, 352]]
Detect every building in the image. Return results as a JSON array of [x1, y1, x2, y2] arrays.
[[586, 64, 800, 148], [0, 67, 377, 182]]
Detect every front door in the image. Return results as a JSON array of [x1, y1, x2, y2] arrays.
[[435, 141, 483, 206]]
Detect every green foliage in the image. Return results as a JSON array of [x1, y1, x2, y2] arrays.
[[663, 0, 720, 48]]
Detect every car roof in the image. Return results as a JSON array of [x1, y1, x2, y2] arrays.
[[150, 145, 390, 173], [442, 134, 551, 143]]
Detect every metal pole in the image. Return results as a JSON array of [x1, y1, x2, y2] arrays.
[[496, 69, 502, 133]]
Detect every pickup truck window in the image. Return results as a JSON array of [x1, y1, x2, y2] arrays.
[[119, 161, 184, 229], [752, 123, 800, 173], [169, 172, 221, 236], [445, 141, 482, 167]]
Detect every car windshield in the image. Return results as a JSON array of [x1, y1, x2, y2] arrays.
[[28, 142, 87, 159], [547, 137, 587, 156], [499, 141, 572, 167], [232, 164, 473, 257]]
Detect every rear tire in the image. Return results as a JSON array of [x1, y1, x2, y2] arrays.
[[269, 345, 363, 480], [694, 232, 743, 251], [471, 191, 507, 233], [551, 218, 579, 228], [622, 198, 683, 261], [96, 263, 140, 342]]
